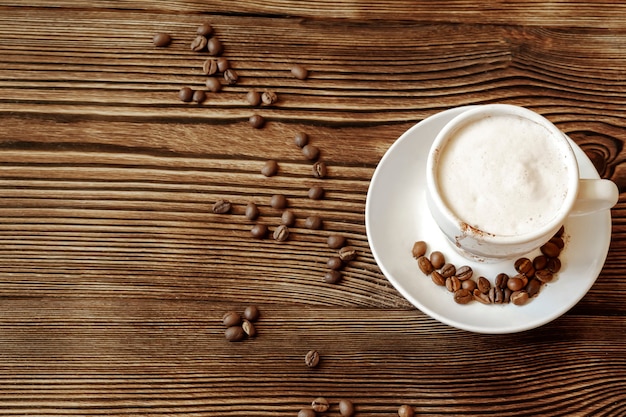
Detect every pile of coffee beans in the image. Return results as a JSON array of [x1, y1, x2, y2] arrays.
[[222, 305, 260, 342], [297, 397, 355, 417], [413, 226, 566, 306]]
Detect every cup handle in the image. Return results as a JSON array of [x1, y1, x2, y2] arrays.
[[570, 178, 619, 216]]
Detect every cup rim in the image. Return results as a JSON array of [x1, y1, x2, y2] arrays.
[[426, 104, 580, 244]]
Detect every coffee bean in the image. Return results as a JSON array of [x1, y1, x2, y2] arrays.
[[261, 90, 278, 105], [398, 404, 415, 417], [217, 57, 229, 72], [242, 319, 256, 337], [338, 399, 355, 417], [190, 35, 207, 51], [417, 256, 434, 275], [540, 241, 561, 258], [312, 161, 327, 179], [550, 236, 565, 249], [327, 256, 343, 270], [430, 251, 445, 269], [152, 32, 171, 47], [535, 269, 554, 283], [514, 257, 535, 277], [245, 202, 261, 220], [473, 289, 491, 304], [440, 263, 456, 278], [495, 273, 509, 289], [461, 279, 477, 292], [431, 270, 445, 286], [205, 77, 222, 92], [305, 350, 320, 367], [526, 278, 542, 297], [302, 144, 320, 160], [411, 241, 427, 258], [555, 225, 565, 237], [222, 311, 241, 327], [261, 160, 279, 177], [297, 408, 316, 417], [273, 225, 289, 242], [270, 194, 287, 209], [533, 255, 548, 271], [338, 246, 357, 262], [507, 275, 525, 291], [249, 114, 265, 129], [547, 257, 561, 273], [311, 397, 330, 413], [456, 265, 473, 281], [327, 234, 346, 249], [281, 210, 296, 226], [291, 64, 309, 80], [202, 58, 218, 75], [511, 290, 530, 306], [488, 287, 504, 304], [246, 90, 261, 106], [212, 199, 232, 214], [294, 132, 309, 148], [324, 269, 342, 284], [207, 36, 223, 56], [196, 22, 213, 37], [445, 276, 461, 292], [224, 326, 246, 342], [243, 305, 260, 321], [304, 215, 323, 230], [223, 68, 239, 84], [250, 223, 268, 239], [192, 89, 206, 104], [178, 86, 194, 102], [308, 185, 325, 200], [503, 287, 512, 304], [477, 276, 491, 294]]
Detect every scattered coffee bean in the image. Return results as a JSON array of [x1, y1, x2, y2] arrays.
[[540, 240, 561, 258], [302, 144, 320, 160], [294, 132, 309, 148], [461, 279, 477, 292], [178, 86, 194, 102], [205, 77, 222, 92], [246, 90, 261, 106], [456, 265, 473, 281], [327, 234, 346, 249], [202, 58, 219, 75], [445, 276, 461, 292], [535, 269, 554, 283], [222, 311, 241, 327], [327, 256, 343, 270], [555, 225, 565, 237], [550, 236, 565, 249], [547, 257, 561, 273], [338, 246, 357, 262], [270, 194, 288, 209], [526, 279, 542, 297], [488, 286, 504, 304], [212, 199, 232, 214], [224, 68, 239, 84], [398, 404, 415, 417], [412, 241, 427, 258], [440, 263, 456, 278], [273, 225, 289, 242], [281, 210, 296, 226], [224, 326, 246, 342], [431, 270, 445, 286], [192, 89, 206, 103], [503, 287, 512, 304], [514, 257, 535, 277], [417, 256, 434, 275], [324, 269, 342, 284], [305, 350, 320, 368], [473, 289, 491, 304], [507, 275, 525, 291], [304, 215, 323, 230], [243, 305, 260, 321], [261, 90, 278, 105], [196, 22, 213, 37], [190, 35, 208, 51], [338, 399, 355, 417], [291, 64, 309, 80], [261, 160, 279, 177], [242, 319, 256, 337], [495, 273, 509, 289], [217, 57, 229, 72], [250, 223, 268, 239], [249, 114, 265, 129], [311, 397, 330, 413], [477, 276, 491, 294], [312, 161, 327, 179], [511, 290, 530, 306], [430, 251, 445, 269], [308, 185, 325, 200], [533, 255, 548, 271], [297, 408, 316, 417], [152, 32, 172, 47], [207, 36, 223, 56]]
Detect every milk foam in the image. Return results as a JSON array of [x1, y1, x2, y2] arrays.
[[437, 115, 570, 236]]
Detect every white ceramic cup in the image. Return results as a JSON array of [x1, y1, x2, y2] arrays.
[[426, 104, 619, 261]]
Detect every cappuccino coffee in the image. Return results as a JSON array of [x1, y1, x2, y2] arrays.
[[435, 114, 570, 236]]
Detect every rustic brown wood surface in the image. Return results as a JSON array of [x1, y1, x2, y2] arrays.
[[0, 2, 625, 416]]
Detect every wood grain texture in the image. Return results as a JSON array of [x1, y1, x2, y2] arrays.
[[0, 2, 625, 416]]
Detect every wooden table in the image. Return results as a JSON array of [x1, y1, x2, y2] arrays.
[[1, 2, 625, 416]]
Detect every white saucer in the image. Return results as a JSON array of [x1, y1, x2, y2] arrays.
[[365, 106, 612, 334]]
